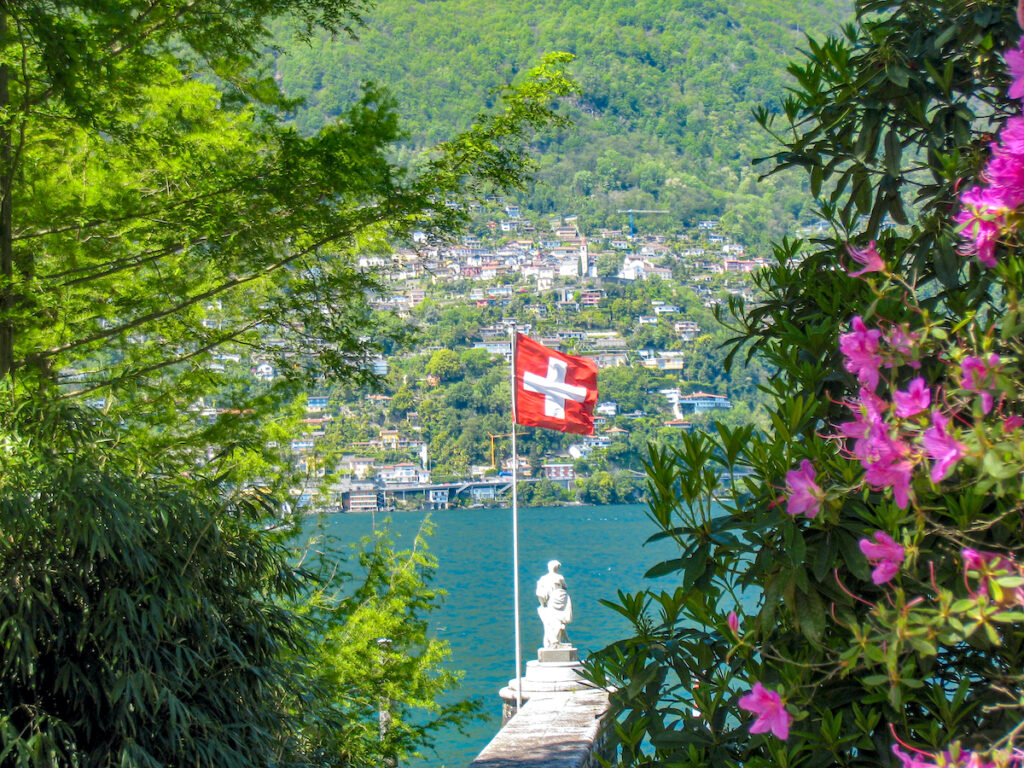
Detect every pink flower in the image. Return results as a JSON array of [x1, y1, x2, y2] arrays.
[[785, 459, 823, 518], [859, 531, 906, 584], [961, 356, 987, 388], [956, 186, 1006, 268], [834, 389, 915, 508], [863, 452, 915, 509], [983, 148, 1024, 209], [738, 682, 791, 740], [840, 316, 884, 391], [840, 387, 889, 432], [727, 611, 740, 636], [893, 378, 930, 418], [1004, 414, 1024, 433], [1007, 36, 1024, 100], [961, 354, 1000, 414], [922, 410, 966, 482], [961, 184, 1013, 215], [998, 115, 1024, 155], [845, 240, 885, 277], [962, 547, 1014, 575]]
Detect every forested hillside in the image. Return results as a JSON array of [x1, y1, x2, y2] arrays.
[[271, 0, 851, 247]]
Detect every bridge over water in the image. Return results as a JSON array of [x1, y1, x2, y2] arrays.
[[383, 476, 540, 509]]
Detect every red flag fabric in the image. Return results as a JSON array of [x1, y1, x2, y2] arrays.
[[514, 333, 598, 435]]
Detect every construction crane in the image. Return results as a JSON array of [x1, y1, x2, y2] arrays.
[[617, 209, 669, 237], [488, 433, 511, 470]]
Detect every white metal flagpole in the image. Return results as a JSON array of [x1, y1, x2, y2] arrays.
[[509, 322, 523, 712]]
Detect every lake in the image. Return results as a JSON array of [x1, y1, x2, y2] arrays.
[[319, 503, 680, 767]]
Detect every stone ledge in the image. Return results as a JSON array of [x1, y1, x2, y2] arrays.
[[469, 689, 610, 768]]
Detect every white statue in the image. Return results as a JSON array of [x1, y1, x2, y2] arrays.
[[536, 560, 573, 648]]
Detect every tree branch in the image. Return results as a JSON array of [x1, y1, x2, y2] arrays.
[[60, 316, 263, 399]]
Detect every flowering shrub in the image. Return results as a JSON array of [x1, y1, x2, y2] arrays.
[[587, 2, 1024, 766]]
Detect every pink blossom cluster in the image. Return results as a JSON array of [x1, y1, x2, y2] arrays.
[[783, 312, 966, 519], [783, 311, 984, 585], [839, 316, 920, 390], [955, 37, 1024, 267], [837, 385, 915, 508], [833, 316, 968, 507]]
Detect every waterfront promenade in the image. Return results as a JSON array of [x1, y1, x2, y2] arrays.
[[323, 503, 682, 767]]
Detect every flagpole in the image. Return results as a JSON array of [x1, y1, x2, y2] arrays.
[[509, 322, 523, 713]]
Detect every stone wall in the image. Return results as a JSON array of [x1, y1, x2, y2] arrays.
[[468, 689, 613, 768]]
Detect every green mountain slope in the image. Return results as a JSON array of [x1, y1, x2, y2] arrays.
[[271, 0, 852, 246]]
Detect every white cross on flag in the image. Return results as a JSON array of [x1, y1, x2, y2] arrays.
[[514, 333, 598, 435]]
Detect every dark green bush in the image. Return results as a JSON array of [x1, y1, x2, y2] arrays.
[[0, 400, 308, 767]]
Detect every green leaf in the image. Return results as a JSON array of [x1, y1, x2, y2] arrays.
[[992, 611, 1024, 623], [909, 637, 937, 656], [982, 451, 1019, 479], [797, 585, 826, 642], [887, 66, 910, 88], [645, 558, 688, 579], [812, 533, 839, 581], [883, 130, 902, 176]]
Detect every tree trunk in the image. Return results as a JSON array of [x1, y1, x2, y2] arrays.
[[0, 10, 14, 380]]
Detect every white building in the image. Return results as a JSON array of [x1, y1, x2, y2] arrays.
[[253, 362, 276, 381], [677, 392, 733, 413], [558, 258, 580, 278], [340, 481, 381, 513], [618, 256, 646, 280], [543, 463, 576, 489], [674, 321, 701, 341], [377, 462, 431, 486]]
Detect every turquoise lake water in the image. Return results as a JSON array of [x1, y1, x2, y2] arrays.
[[319, 502, 681, 767]]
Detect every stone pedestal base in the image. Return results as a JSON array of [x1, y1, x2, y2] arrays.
[[523, 658, 585, 685], [499, 645, 591, 724]]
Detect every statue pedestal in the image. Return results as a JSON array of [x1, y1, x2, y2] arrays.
[[538, 646, 578, 664], [498, 645, 590, 724]]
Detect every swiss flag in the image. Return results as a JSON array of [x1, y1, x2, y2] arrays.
[[514, 333, 598, 435]]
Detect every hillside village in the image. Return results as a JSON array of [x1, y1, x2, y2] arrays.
[[197, 201, 788, 513], [371, 201, 767, 313]]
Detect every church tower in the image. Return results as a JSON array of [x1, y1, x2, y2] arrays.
[[579, 236, 594, 278]]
